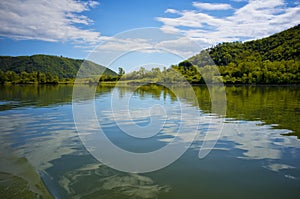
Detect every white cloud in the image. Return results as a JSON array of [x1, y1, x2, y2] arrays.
[[165, 9, 180, 14], [85, 27, 205, 67], [156, 37, 207, 58], [95, 38, 154, 52], [0, 0, 101, 44], [230, 0, 248, 2], [157, 11, 224, 30], [157, 0, 300, 45], [193, 2, 233, 10]]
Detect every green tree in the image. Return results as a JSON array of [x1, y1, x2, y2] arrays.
[[118, 67, 125, 77]]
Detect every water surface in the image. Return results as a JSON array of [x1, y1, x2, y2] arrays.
[[0, 85, 299, 198]]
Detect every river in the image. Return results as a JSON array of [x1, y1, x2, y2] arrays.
[[0, 84, 299, 198]]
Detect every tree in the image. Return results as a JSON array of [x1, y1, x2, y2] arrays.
[[118, 67, 125, 77]]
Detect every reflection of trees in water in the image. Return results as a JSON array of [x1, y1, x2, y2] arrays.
[[224, 86, 300, 138], [132, 84, 177, 101], [0, 85, 114, 109], [0, 84, 298, 137], [0, 84, 299, 199], [120, 84, 299, 138]]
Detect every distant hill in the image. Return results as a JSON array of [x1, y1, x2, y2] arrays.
[[182, 24, 300, 84], [0, 54, 117, 78], [189, 24, 300, 66]]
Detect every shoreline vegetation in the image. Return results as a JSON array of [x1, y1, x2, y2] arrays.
[[0, 66, 299, 86], [1, 24, 299, 85]]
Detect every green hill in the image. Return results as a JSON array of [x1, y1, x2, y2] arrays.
[[0, 54, 117, 79], [184, 24, 300, 84], [209, 24, 299, 65]]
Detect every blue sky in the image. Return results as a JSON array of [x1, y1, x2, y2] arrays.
[[0, 0, 299, 72]]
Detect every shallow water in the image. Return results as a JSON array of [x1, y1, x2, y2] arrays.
[[0, 84, 299, 199]]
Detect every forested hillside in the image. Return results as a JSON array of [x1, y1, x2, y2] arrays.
[[121, 25, 299, 84], [0, 54, 116, 78], [185, 24, 300, 84], [1, 25, 299, 85], [207, 24, 300, 65]]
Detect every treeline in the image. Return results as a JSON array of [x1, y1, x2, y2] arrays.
[[172, 59, 300, 84], [83, 67, 126, 84], [120, 59, 299, 85], [0, 70, 59, 84], [219, 60, 299, 84], [121, 67, 190, 84], [0, 68, 125, 85]]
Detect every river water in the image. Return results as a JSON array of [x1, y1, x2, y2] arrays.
[[0, 84, 299, 199]]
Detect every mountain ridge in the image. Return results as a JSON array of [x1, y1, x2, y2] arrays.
[[189, 24, 300, 67], [182, 24, 300, 84], [0, 54, 117, 79]]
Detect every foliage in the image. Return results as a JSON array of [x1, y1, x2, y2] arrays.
[[118, 67, 125, 77], [0, 54, 117, 79], [191, 24, 300, 67], [219, 60, 300, 84], [0, 70, 59, 84], [122, 67, 189, 84], [186, 24, 300, 84], [1, 25, 299, 85], [120, 25, 299, 85]]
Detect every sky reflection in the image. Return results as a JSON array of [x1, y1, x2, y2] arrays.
[[0, 85, 299, 198]]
